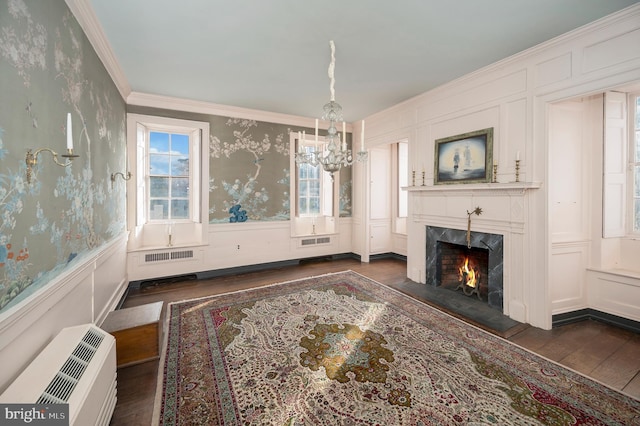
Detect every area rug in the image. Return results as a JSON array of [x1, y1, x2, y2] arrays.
[[153, 271, 640, 425]]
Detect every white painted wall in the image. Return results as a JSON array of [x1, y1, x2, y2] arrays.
[[127, 219, 354, 281], [359, 5, 640, 329], [0, 235, 128, 392]]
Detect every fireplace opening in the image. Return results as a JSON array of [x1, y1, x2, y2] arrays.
[[437, 242, 489, 303], [426, 226, 504, 311]]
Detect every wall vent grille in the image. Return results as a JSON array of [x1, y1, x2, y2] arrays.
[[171, 250, 193, 260], [300, 237, 331, 246], [36, 328, 105, 404], [145, 250, 193, 263]]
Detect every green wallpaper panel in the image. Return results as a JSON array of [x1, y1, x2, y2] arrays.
[[0, 0, 126, 313], [127, 106, 353, 223]]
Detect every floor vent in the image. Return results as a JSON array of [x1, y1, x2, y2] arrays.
[[145, 250, 193, 263]]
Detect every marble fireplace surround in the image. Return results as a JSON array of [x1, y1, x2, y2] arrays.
[[426, 226, 504, 311], [406, 183, 542, 326]]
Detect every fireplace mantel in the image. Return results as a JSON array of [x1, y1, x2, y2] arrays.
[[404, 182, 541, 195]]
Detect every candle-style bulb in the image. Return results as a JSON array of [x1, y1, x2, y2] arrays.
[[66, 113, 73, 150]]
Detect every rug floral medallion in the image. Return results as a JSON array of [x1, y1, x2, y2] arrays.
[[154, 271, 640, 425]]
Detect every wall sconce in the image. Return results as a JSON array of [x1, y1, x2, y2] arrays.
[[25, 113, 79, 184], [110, 171, 131, 188]]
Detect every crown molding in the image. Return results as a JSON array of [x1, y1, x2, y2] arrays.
[[65, 0, 131, 101], [127, 92, 355, 130]]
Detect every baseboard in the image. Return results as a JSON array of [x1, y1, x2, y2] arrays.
[[553, 309, 640, 333], [369, 253, 407, 262], [126, 252, 384, 289]]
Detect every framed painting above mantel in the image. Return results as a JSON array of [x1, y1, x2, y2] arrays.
[[434, 128, 493, 185]]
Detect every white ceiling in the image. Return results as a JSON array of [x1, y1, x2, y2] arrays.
[[88, 0, 639, 122]]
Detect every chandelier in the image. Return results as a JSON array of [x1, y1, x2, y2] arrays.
[[295, 41, 367, 180]]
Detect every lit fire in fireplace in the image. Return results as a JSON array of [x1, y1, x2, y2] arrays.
[[458, 257, 479, 288]]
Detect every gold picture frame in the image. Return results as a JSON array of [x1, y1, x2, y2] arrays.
[[434, 128, 493, 184]]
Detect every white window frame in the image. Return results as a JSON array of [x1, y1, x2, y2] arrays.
[[630, 92, 640, 236], [297, 144, 333, 217], [127, 114, 209, 249], [290, 132, 337, 236], [392, 141, 408, 235]]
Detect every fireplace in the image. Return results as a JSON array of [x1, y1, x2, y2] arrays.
[[426, 226, 503, 311]]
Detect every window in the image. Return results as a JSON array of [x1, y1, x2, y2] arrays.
[[633, 95, 640, 233], [127, 114, 209, 248], [149, 131, 190, 220], [392, 141, 408, 235], [397, 141, 408, 219], [296, 138, 333, 218], [290, 133, 336, 236]]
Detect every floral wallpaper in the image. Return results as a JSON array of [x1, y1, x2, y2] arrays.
[[0, 0, 126, 313], [127, 106, 353, 223]]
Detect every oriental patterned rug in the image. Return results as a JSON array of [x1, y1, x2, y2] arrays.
[[153, 271, 640, 425]]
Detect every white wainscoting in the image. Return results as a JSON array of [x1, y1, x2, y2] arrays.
[[127, 219, 354, 282], [586, 269, 640, 322], [550, 242, 589, 314], [0, 234, 129, 393]]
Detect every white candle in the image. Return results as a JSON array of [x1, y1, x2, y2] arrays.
[[126, 152, 130, 171], [516, 151, 520, 161], [360, 120, 365, 151], [66, 113, 73, 150], [298, 131, 302, 153], [342, 121, 346, 146], [315, 119, 318, 143], [168, 221, 172, 235]]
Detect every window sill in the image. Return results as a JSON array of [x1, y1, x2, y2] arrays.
[[127, 242, 208, 253]]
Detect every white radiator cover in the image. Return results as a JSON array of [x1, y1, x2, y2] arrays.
[[0, 324, 117, 426]]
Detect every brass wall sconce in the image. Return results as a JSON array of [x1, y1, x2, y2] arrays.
[[110, 171, 131, 188], [25, 113, 79, 184]]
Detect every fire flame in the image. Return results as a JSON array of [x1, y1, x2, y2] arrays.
[[458, 257, 479, 288]]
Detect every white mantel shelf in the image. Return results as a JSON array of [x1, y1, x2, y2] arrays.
[[403, 182, 542, 195]]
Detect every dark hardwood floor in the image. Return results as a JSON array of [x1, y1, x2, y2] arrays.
[[110, 257, 640, 425]]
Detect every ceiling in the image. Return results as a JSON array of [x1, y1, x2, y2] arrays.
[[88, 0, 638, 122]]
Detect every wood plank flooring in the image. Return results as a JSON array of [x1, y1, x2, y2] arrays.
[[109, 257, 640, 425]]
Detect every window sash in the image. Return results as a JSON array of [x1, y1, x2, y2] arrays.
[[633, 95, 640, 233], [296, 139, 333, 217], [147, 130, 192, 221]]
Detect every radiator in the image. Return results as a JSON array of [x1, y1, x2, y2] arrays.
[[0, 324, 117, 426]]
